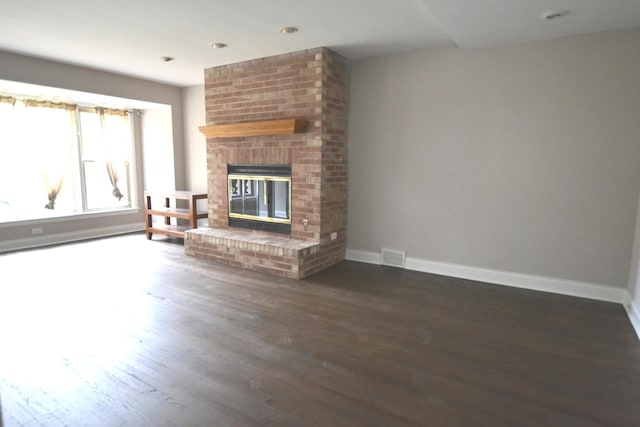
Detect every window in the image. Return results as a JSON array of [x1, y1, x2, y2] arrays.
[[78, 108, 133, 211], [0, 96, 136, 222]]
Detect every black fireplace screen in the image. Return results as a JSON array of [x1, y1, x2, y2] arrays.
[[228, 165, 291, 234]]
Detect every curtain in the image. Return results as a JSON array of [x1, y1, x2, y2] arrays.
[[0, 99, 76, 213], [0, 100, 16, 217], [24, 100, 77, 210], [97, 108, 129, 201]]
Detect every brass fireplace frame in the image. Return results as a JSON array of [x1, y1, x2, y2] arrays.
[[228, 174, 292, 225]]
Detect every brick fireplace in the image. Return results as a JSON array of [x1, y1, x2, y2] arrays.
[[185, 47, 350, 279]]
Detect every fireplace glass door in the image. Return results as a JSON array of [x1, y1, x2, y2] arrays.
[[228, 175, 291, 222], [228, 164, 292, 234]]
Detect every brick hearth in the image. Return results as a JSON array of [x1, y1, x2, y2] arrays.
[[185, 47, 350, 279]]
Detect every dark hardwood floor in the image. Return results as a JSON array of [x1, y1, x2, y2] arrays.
[[1, 233, 639, 426]]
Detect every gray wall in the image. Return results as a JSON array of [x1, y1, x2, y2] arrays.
[[348, 28, 640, 289], [628, 194, 640, 310], [0, 50, 186, 248], [182, 85, 207, 193]]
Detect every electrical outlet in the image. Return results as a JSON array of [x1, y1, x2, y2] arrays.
[[32, 227, 43, 235], [330, 232, 337, 240]]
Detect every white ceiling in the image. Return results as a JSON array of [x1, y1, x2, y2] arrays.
[[1, 0, 639, 87]]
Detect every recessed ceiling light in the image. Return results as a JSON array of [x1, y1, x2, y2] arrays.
[[160, 56, 175, 62], [280, 26, 298, 34], [539, 9, 570, 20], [211, 42, 228, 49]]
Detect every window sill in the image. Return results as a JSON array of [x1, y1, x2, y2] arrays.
[[0, 207, 141, 228]]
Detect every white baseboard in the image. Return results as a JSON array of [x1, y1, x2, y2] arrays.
[[346, 249, 639, 340], [0, 222, 145, 253], [406, 256, 626, 303], [623, 295, 640, 341], [346, 249, 381, 265], [347, 249, 625, 302]]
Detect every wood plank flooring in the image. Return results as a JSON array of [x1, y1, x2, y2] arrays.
[[1, 233, 639, 426]]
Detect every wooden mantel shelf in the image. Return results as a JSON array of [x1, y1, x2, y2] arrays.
[[199, 118, 308, 138]]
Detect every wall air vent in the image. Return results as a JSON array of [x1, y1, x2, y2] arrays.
[[381, 248, 406, 268]]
